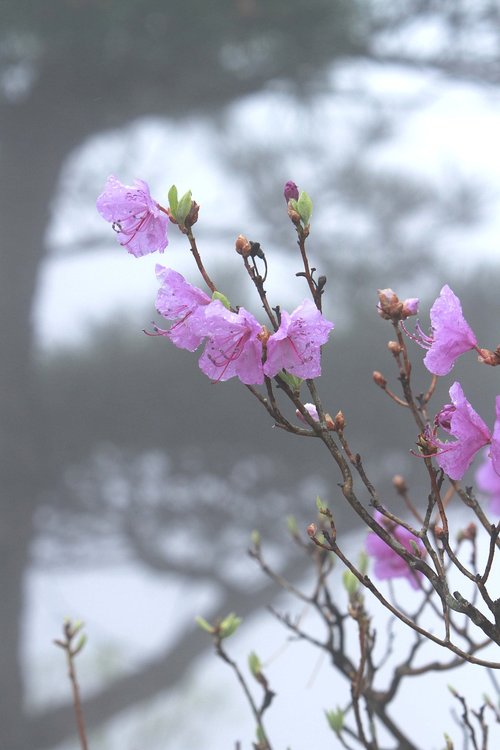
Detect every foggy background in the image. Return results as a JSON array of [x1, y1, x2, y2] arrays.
[[2, 1, 500, 748]]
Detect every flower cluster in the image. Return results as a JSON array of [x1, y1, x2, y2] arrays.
[[154, 266, 333, 385], [97, 177, 333, 386]]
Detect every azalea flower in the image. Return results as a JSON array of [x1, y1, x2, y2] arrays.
[[263, 300, 333, 379], [475, 449, 500, 515], [365, 511, 425, 589], [197, 301, 265, 385], [430, 382, 491, 480], [490, 396, 500, 476], [97, 175, 169, 257], [153, 266, 211, 351], [406, 285, 477, 376]]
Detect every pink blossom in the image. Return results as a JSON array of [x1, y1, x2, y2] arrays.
[[410, 285, 477, 376], [97, 176, 169, 257], [491, 396, 500, 477], [153, 266, 211, 351], [432, 382, 491, 480], [475, 449, 500, 515], [263, 300, 333, 379], [197, 301, 265, 385], [365, 511, 425, 589]]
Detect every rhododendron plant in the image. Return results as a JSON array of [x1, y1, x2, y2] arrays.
[[92, 175, 500, 750]]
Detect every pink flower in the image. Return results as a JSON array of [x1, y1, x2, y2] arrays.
[[365, 511, 425, 589], [263, 300, 333, 379], [490, 396, 500, 477], [409, 285, 477, 376], [153, 266, 211, 351], [97, 176, 169, 257], [431, 382, 491, 480], [197, 302, 265, 385], [475, 449, 500, 515]]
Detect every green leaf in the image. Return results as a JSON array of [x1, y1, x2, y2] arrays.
[[325, 708, 344, 734], [358, 550, 369, 575], [176, 189, 193, 226], [219, 612, 242, 639], [195, 615, 215, 634], [248, 651, 261, 678], [315, 495, 327, 512], [72, 634, 87, 656], [287, 515, 298, 536], [277, 371, 303, 393], [297, 191, 313, 226], [342, 569, 358, 595], [168, 184, 178, 217], [212, 291, 231, 309], [251, 529, 261, 547]]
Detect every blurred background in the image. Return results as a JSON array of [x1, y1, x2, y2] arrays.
[[2, 1, 500, 748]]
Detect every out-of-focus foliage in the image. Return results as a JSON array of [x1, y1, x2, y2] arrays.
[[0, 0, 363, 114]]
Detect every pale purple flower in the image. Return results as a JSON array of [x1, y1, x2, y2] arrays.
[[97, 175, 169, 257], [153, 266, 211, 351], [491, 396, 500, 477], [409, 285, 477, 376], [263, 300, 334, 379], [475, 449, 500, 515], [432, 382, 491, 480], [365, 511, 425, 590], [197, 301, 264, 385], [284, 180, 299, 202]]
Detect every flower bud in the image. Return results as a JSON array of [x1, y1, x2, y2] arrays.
[[287, 203, 301, 224], [401, 297, 419, 318], [334, 410, 345, 432], [284, 180, 299, 203], [388, 341, 402, 355], [235, 234, 252, 257], [392, 474, 407, 494], [372, 371, 387, 389], [457, 522, 477, 542], [306, 522, 317, 537], [477, 347, 500, 367], [377, 289, 419, 321], [185, 200, 200, 228]]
